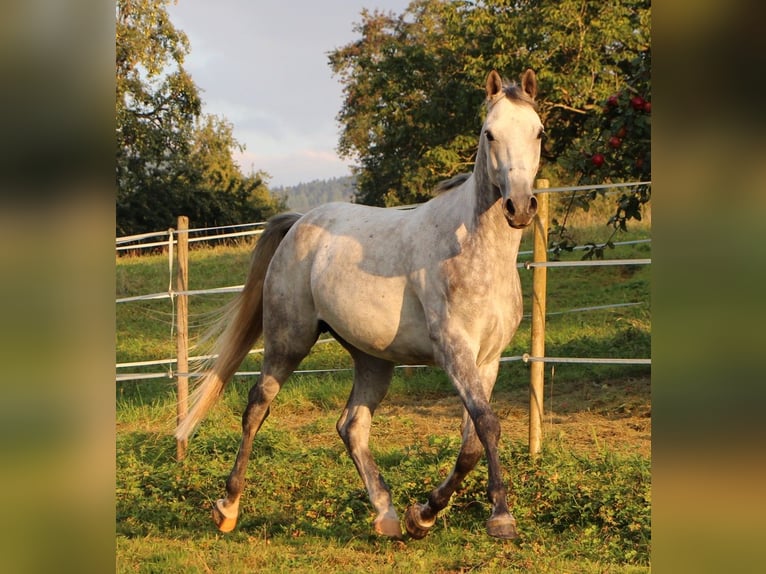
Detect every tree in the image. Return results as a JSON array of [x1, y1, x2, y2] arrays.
[[116, 0, 284, 236], [330, 1, 483, 206], [329, 0, 651, 213]]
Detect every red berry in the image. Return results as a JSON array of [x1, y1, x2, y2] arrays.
[[608, 136, 622, 148], [643, 101, 651, 113], [635, 156, 644, 168], [617, 126, 627, 138], [607, 94, 619, 107], [591, 153, 605, 167], [630, 96, 645, 110]]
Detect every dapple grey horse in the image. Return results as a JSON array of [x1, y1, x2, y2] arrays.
[[176, 69, 544, 540]]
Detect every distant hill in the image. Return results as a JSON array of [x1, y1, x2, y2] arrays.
[[273, 175, 356, 212]]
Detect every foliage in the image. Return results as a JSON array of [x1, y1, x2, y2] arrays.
[[514, 441, 650, 565], [550, 44, 651, 258], [116, 0, 285, 236], [329, 0, 651, 210]]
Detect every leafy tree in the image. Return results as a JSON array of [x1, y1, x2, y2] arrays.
[[548, 30, 650, 258], [116, 0, 284, 236], [329, 0, 651, 218], [330, 1, 482, 206]]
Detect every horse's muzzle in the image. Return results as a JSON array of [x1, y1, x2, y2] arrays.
[[503, 195, 538, 228]]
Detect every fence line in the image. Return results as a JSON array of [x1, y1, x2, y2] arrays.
[[116, 285, 245, 304], [116, 229, 174, 245], [116, 351, 651, 383], [533, 180, 651, 195], [174, 221, 268, 235], [522, 258, 651, 269], [115, 257, 651, 305], [116, 337, 338, 373], [115, 300, 647, 376], [522, 354, 651, 366], [116, 238, 651, 303], [116, 373, 172, 382], [116, 228, 265, 252], [117, 221, 267, 244], [518, 238, 651, 258]]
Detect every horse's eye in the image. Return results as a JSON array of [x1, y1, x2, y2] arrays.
[[485, 130, 495, 142]]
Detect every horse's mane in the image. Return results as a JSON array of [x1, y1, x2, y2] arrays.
[[500, 82, 537, 109], [433, 173, 471, 195]]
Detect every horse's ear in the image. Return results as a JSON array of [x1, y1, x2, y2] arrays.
[[521, 69, 537, 100], [486, 70, 503, 98]]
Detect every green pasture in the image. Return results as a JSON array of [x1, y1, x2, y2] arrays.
[[116, 217, 651, 572]]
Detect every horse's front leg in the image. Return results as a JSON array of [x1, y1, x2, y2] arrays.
[[405, 350, 518, 540], [404, 408, 483, 539]]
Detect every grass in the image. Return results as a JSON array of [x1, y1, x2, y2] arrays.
[[116, 211, 651, 572]]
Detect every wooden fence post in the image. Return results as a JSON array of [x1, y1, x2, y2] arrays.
[[176, 216, 189, 461], [529, 180, 549, 457]]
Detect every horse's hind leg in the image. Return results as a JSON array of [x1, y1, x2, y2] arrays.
[[336, 352, 400, 538], [213, 344, 313, 533]]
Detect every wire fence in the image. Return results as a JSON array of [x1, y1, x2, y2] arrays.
[[116, 181, 651, 383], [116, 222, 267, 252], [115, 240, 652, 305]]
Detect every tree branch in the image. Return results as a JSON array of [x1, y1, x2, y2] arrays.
[[549, 103, 588, 115]]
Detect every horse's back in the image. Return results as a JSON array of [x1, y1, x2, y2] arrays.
[[266, 202, 435, 363]]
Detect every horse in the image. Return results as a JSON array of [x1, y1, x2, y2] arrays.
[[176, 69, 544, 540]]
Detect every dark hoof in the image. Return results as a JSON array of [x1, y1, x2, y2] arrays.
[[374, 514, 403, 539], [404, 504, 435, 540], [212, 499, 238, 533], [486, 514, 519, 540]]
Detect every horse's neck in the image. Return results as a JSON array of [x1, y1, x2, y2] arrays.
[[447, 172, 522, 261]]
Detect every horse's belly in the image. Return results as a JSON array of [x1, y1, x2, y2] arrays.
[[313, 274, 434, 364]]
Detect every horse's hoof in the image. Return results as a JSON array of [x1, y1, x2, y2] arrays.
[[374, 514, 403, 539], [404, 503, 436, 540], [212, 499, 238, 533], [486, 513, 519, 540]]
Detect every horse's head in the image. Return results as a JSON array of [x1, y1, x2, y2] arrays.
[[480, 69, 544, 229]]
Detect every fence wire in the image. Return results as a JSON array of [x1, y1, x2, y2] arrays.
[[116, 181, 651, 383], [116, 301, 650, 381]]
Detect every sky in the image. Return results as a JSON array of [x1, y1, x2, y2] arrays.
[[167, 0, 412, 188]]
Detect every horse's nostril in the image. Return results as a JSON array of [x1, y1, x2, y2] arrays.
[[505, 198, 515, 215], [529, 195, 538, 212]]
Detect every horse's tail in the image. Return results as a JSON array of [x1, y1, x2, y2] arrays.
[[175, 212, 302, 442]]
